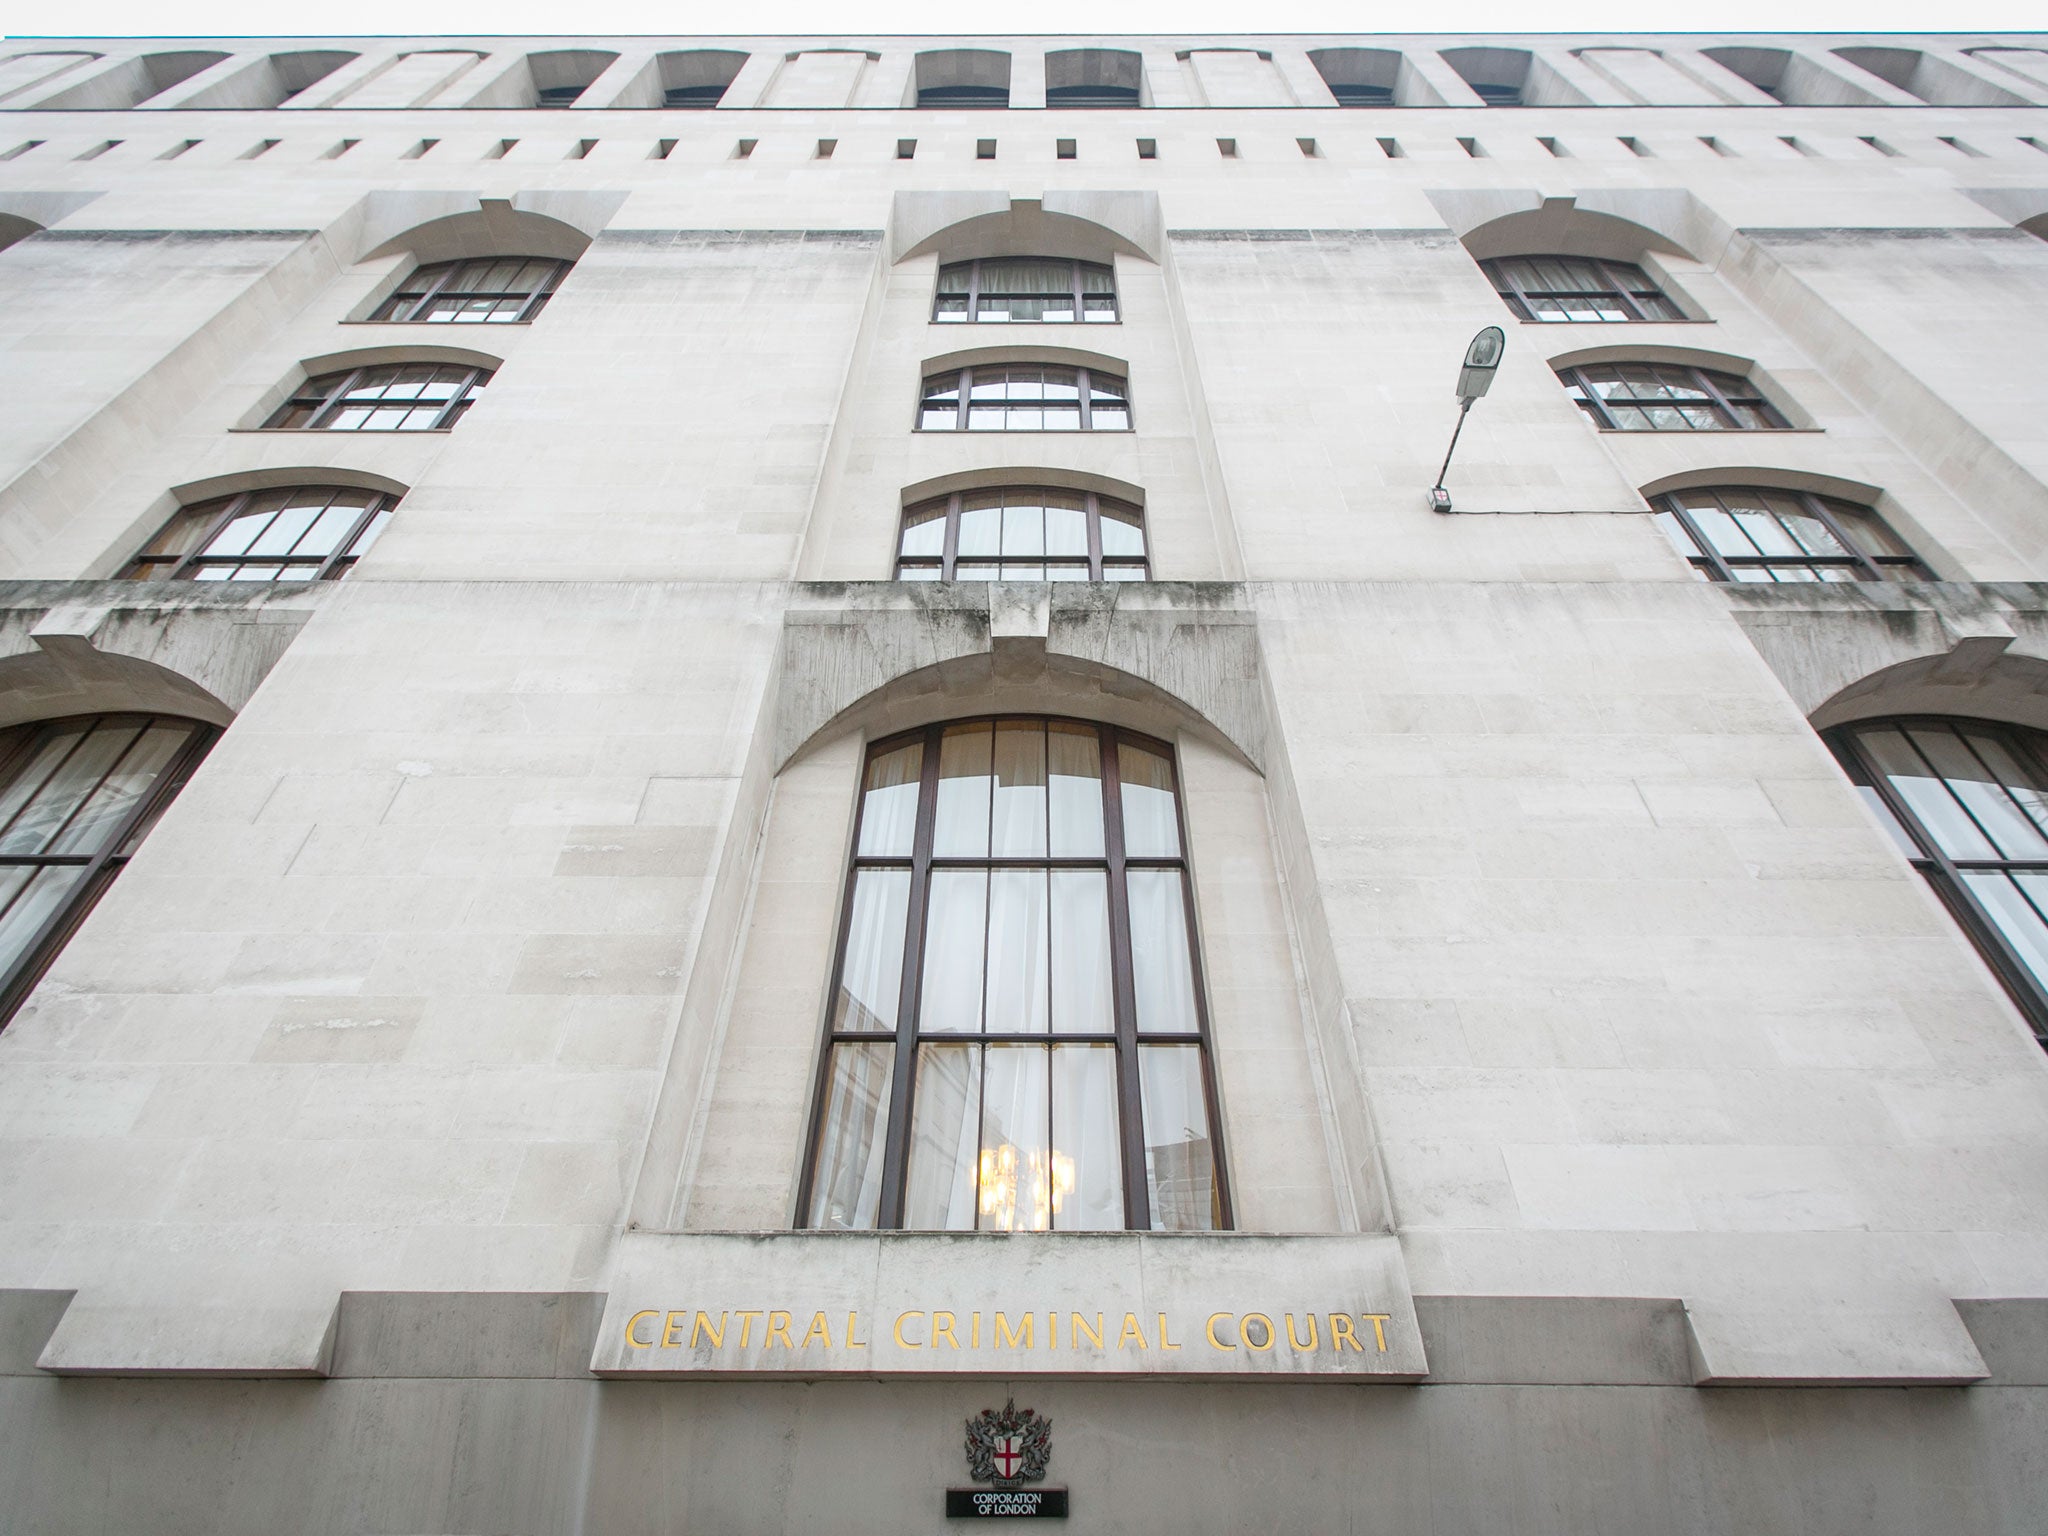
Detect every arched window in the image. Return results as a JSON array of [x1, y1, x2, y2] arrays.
[[1045, 48, 1142, 108], [1559, 361, 1788, 431], [1482, 256, 1682, 323], [1650, 486, 1926, 583], [897, 488, 1146, 581], [1829, 718, 2048, 1044], [123, 486, 398, 583], [0, 714, 216, 1026], [370, 257, 569, 324], [917, 365, 1129, 432], [264, 363, 490, 432], [934, 258, 1117, 324], [801, 719, 1228, 1231]]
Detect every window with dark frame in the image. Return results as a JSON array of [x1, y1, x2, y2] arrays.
[[1829, 718, 2048, 1048], [933, 257, 1117, 324], [369, 256, 570, 324], [1650, 486, 1927, 583], [1558, 361, 1788, 431], [0, 714, 217, 1028], [800, 718, 1228, 1232], [122, 486, 399, 583], [917, 365, 1129, 432], [1481, 255, 1684, 322], [263, 363, 490, 432], [896, 488, 1147, 582]]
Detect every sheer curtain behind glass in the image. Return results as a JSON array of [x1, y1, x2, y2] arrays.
[[803, 719, 1227, 1232]]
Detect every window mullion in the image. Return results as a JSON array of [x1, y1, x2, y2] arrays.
[[1663, 498, 1733, 583], [878, 728, 944, 1227], [1600, 260, 1644, 321], [1802, 492, 1884, 581], [968, 259, 981, 319], [1098, 727, 1152, 1230], [956, 367, 971, 431], [1086, 491, 1103, 580], [172, 493, 251, 579], [1695, 367, 1743, 427], [942, 493, 961, 578], [311, 492, 369, 582], [412, 262, 458, 320], [1077, 367, 1090, 431]]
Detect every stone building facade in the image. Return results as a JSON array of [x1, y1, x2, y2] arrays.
[[3, 30, 2048, 1533]]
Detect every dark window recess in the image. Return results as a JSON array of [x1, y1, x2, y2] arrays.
[[917, 365, 1129, 432], [264, 363, 489, 432], [1329, 82, 1394, 105], [896, 487, 1148, 582], [370, 256, 570, 324], [1482, 255, 1684, 323], [537, 84, 585, 107], [122, 486, 399, 583], [1829, 718, 2048, 1048], [933, 257, 1116, 324], [0, 714, 218, 1027], [1650, 486, 1928, 583], [1558, 362, 1787, 431], [799, 718, 1229, 1232], [663, 83, 727, 107]]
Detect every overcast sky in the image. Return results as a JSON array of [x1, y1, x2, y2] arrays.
[[7, 0, 2045, 39]]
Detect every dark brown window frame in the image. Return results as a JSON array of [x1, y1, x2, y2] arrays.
[[896, 489, 1149, 582], [263, 362, 491, 433], [1827, 717, 2048, 1046], [797, 717, 1232, 1232], [1558, 360, 1789, 432], [0, 713, 217, 1027], [916, 364, 1131, 433], [369, 256, 570, 324], [1482, 254, 1685, 323], [123, 486, 399, 583], [1651, 486, 1928, 583], [933, 257, 1118, 324]]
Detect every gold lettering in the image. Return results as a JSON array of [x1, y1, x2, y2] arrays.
[[1241, 1313, 1276, 1352], [1158, 1313, 1181, 1350], [1362, 1313, 1391, 1352], [1286, 1313, 1319, 1351], [734, 1310, 763, 1347], [932, 1311, 961, 1350], [1329, 1314, 1362, 1352], [802, 1312, 833, 1349], [1071, 1312, 1104, 1349], [1118, 1312, 1149, 1351], [662, 1310, 689, 1348], [1206, 1312, 1237, 1350], [847, 1311, 867, 1349], [692, 1311, 727, 1349], [894, 1311, 925, 1349], [767, 1311, 795, 1350], [996, 1312, 1034, 1351], [972, 1312, 981, 1349], [625, 1310, 659, 1349], [1049, 1311, 1058, 1349]]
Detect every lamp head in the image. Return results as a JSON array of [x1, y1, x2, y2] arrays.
[[1456, 325, 1506, 402]]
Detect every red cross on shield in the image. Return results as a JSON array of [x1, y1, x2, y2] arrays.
[[993, 1433, 1023, 1480]]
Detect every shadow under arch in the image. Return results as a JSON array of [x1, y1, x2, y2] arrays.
[[890, 192, 1162, 267], [0, 643, 235, 732], [348, 190, 625, 268], [1638, 464, 1882, 506], [1811, 650, 2048, 737], [0, 213, 40, 255], [1453, 195, 1700, 265]]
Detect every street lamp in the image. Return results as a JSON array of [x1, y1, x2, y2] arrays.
[[1427, 325, 1505, 513]]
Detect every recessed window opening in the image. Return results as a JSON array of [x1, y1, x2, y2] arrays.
[[0, 714, 218, 1029], [265, 363, 491, 432], [652, 138, 677, 160], [1482, 255, 1682, 323], [1559, 362, 1788, 431], [1700, 136, 1734, 157], [1136, 138, 1157, 159], [1779, 136, 1817, 157], [1618, 136, 1650, 157], [1860, 135, 1902, 157], [816, 138, 837, 159], [1296, 138, 1319, 157], [241, 139, 280, 161], [977, 139, 997, 160], [402, 139, 438, 160], [1457, 136, 1485, 158], [1939, 135, 1987, 159], [537, 85, 585, 107], [1828, 718, 2048, 1046], [1057, 139, 1077, 160], [321, 139, 357, 160], [485, 139, 516, 159], [1537, 136, 1566, 157], [1046, 48, 1143, 109], [1, 142, 44, 161], [1377, 136, 1403, 158], [123, 486, 400, 583], [799, 717, 1227, 1232], [916, 48, 1011, 109], [897, 488, 1147, 582], [2020, 137, 2048, 155], [161, 139, 202, 160], [1649, 486, 1927, 582], [77, 140, 121, 161], [735, 138, 757, 159], [371, 257, 569, 324], [656, 49, 745, 109], [898, 139, 917, 159], [918, 365, 1130, 432], [569, 139, 597, 160], [1216, 138, 1238, 158], [934, 258, 1116, 325]]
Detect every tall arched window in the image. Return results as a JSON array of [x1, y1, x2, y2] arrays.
[[1650, 486, 1926, 583], [370, 257, 569, 324], [264, 363, 489, 432], [1482, 256, 1682, 322], [123, 485, 398, 583], [934, 258, 1117, 324], [896, 488, 1147, 581], [1830, 718, 2048, 1046], [0, 714, 216, 1026], [801, 719, 1229, 1232]]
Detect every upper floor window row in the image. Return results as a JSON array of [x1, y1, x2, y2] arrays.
[[371, 256, 569, 324], [935, 259, 1117, 325], [1484, 255, 1683, 323], [123, 486, 397, 584], [266, 363, 489, 432], [899, 488, 1147, 583], [1652, 486, 1926, 583], [918, 366, 1129, 432], [1561, 361, 1787, 432]]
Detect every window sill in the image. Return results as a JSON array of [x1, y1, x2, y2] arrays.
[[1519, 318, 1717, 326], [930, 320, 1123, 327], [1594, 425, 1823, 434], [914, 428, 1134, 435], [228, 427, 455, 435], [336, 319, 535, 327]]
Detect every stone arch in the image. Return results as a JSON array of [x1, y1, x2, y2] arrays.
[[355, 195, 608, 267], [917, 341, 1130, 380], [1811, 651, 2048, 737], [1452, 194, 1700, 266], [890, 192, 1162, 267], [0, 644, 236, 732]]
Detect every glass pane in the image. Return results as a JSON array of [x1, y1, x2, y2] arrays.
[[1128, 869, 1200, 1035], [1045, 501, 1088, 557], [984, 871, 1050, 1035], [899, 504, 947, 561], [0, 721, 138, 856], [805, 1043, 895, 1230], [46, 723, 188, 857], [1052, 1044, 1122, 1230], [932, 723, 992, 858], [920, 870, 987, 1032], [979, 1044, 1051, 1231], [1048, 723, 1105, 858], [0, 727, 88, 840], [1051, 870, 1114, 1033], [957, 502, 1001, 559], [857, 740, 923, 858], [904, 1043, 981, 1230], [1001, 502, 1045, 558], [1964, 872, 2048, 991], [1139, 1044, 1219, 1231], [1852, 784, 1921, 858], [0, 864, 86, 979], [833, 870, 911, 1033], [1911, 727, 2048, 861], [1099, 506, 1145, 560], [991, 722, 1047, 858], [1857, 727, 1998, 860], [1118, 741, 1182, 857], [1971, 734, 2048, 848]]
